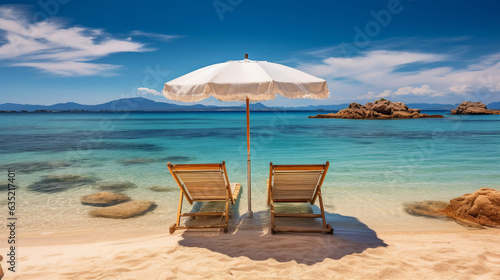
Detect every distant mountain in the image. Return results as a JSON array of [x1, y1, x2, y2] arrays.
[[0, 97, 268, 112], [0, 97, 207, 112], [0, 103, 50, 111], [406, 103, 459, 110], [293, 102, 500, 111], [246, 102, 270, 110], [82, 98, 195, 111], [279, 104, 350, 111], [1, 97, 499, 112], [487, 102, 500, 109], [277, 103, 459, 111], [276, 103, 464, 111], [405, 102, 500, 111], [46, 102, 90, 111]]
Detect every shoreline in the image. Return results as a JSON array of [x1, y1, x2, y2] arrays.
[[6, 227, 500, 279], [10, 209, 498, 247], [10, 191, 497, 247]]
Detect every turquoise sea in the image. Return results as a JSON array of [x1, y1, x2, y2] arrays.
[[1, 111, 499, 235]]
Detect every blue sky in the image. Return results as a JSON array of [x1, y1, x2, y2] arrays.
[[0, 0, 499, 106]]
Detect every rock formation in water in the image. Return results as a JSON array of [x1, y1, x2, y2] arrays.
[[89, 201, 156, 219], [0, 254, 4, 279], [148, 186, 175, 192], [96, 181, 137, 192], [309, 99, 444, 119], [451, 101, 500, 115], [28, 174, 97, 193], [80, 192, 131, 206], [403, 201, 449, 218], [442, 188, 500, 227]]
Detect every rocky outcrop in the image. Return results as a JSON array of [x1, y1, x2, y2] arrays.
[[404, 201, 448, 219], [148, 186, 175, 192], [96, 181, 137, 192], [309, 100, 443, 119], [89, 201, 156, 219], [0, 254, 4, 279], [28, 174, 97, 193], [442, 188, 500, 227], [451, 101, 500, 115], [80, 192, 131, 206]]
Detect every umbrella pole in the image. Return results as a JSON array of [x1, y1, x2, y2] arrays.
[[246, 97, 253, 218]]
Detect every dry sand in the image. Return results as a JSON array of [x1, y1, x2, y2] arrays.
[[5, 226, 500, 280]]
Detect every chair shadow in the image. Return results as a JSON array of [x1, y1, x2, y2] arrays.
[[178, 202, 387, 265], [179, 184, 244, 228]]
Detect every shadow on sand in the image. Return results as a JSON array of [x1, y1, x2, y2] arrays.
[[177, 199, 387, 265]]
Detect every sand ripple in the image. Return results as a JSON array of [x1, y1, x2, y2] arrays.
[[7, 229, 500, 280]]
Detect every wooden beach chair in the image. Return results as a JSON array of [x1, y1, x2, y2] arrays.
[[267, 161, 333, 234], [167, 162, 241, 234]]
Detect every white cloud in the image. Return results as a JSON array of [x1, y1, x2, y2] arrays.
[[299, 49, 500, 103], [0, 5, 151, 76], [394, 85, 437, 96], [356, 90, 391, 100], [15, 61, 120, 77], [446, 57, 500, 96], [130, 31, 182, 42], [300, 50, 446, 80], [136, 87, 162, 96], [359, 85, 442, 100]]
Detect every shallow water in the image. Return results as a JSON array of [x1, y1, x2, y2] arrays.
[[1, 111, 499, 234]]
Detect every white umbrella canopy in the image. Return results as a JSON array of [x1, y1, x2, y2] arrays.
[[163, 56, 329, 102], [163, 54, 330, 218]]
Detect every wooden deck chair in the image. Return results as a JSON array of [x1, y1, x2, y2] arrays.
[[267, 161, 333, 234], [167, 162, 241, 234]]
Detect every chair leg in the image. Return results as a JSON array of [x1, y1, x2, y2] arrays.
[[169, 223, 176, 234], [317, 191, 334, 234], [317, 191, 327, 228], [170, 192, 184, 234], [266, 179, 271, 205], [224, 198, 229, 233], [270, 199, 276, 234]]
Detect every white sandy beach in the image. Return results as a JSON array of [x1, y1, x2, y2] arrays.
[[4, 222, 500, 280]]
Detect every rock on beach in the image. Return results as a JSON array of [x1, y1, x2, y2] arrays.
[[80, 192, 131, 206], [89, 201, 156, 219], [442, 188, 500, 227], [451, 101, 500, 115], [403, 201, 448, 218]]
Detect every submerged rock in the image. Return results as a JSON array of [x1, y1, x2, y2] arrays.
[[28, 174, 97, 193], [89, 201, 156, 219], [0, 161, 71, 174], [442, 188, 500, 227], [162, 156, 193, 162], [451, 101, 500, 115], [118, 158, 156, 165], [148, 186, 176, 192], [404, 201, 448, 218], [118, 156, 193, 166], [80, 192, 131, 206], [96, 181, 137, 192], [309, 99, 444, 119]]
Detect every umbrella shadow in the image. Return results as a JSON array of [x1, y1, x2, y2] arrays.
[[178, 204, 387, 265]]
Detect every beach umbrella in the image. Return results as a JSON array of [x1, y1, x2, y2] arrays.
[[163, 54, 330, 218]]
